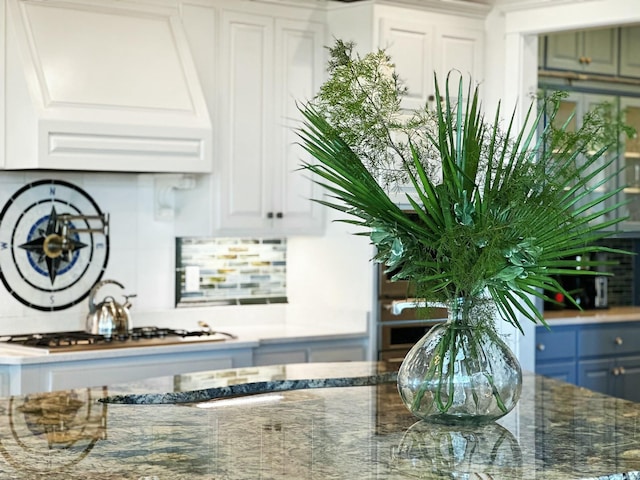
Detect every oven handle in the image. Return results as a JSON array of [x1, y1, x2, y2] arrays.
[[386, 299, 447, 315]]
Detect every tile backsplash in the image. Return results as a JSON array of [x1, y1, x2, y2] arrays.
[[175, 238, 287, 307]]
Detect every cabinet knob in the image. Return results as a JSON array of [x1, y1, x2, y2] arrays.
[[614, 336, 623, 345], [612, 367, 621, 376], [620, 366, 626, 375], [536, 343, 546, 351], [267, 212, 274, 219], [276, 212, 283, 219], [585, 57, 592, 65], [579, 56, 586, 64]]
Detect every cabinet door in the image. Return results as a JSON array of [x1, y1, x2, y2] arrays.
[[619, 96, 640, 226], [254, 348, 308, 367], [435, 25, 484, 100], [535, 325, 577, 384], [217, 12, 324, 235], [582, 28, 618, 76], [308, 343, 367, 362], [546, 29, 617, 75], [218, 11, 275, 232], [272, 19, 325, 235], [549, 92, 619, 228], [615, 355, 640, 402], [379, 18, 435, 110], [536, 362, 577, 384], [620, 26, 640, 78], [578, 357, 616, 396], [546, 31, 582, 72]]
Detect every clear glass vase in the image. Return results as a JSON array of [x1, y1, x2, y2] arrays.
[[397, 297, 522, 425], [392, 421, 523, 478]]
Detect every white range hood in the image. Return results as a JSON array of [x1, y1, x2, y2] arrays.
[[2, 0, 212, 172]]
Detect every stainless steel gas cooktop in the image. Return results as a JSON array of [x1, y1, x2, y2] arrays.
[[0, 326, 236, 354]]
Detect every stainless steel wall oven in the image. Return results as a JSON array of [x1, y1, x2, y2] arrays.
[[377, 264, 447, 368]]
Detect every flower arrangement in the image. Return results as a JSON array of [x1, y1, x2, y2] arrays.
[[298, 39, 634, 333]]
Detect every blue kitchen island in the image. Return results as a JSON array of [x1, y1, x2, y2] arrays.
[[0, 361, 638, 479]]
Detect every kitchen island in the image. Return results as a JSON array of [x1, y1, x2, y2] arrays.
[[0, 361, 639, 479]]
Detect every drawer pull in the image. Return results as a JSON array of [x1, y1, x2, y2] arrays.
[[614, 336, 623, 346], [536, 343, 546, 351]]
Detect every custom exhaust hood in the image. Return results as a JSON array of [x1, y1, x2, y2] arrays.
[[2, 0, 212, 172]]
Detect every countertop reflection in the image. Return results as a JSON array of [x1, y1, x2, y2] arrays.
[[0, 362, 637, 479]]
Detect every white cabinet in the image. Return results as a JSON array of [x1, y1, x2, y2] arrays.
[[327, 2, 485, 111], [215, 8, 325, 235], [381, 18, 484, 109], [253, 337, 368, 366], [545, 28, 618, 76], [1, 346, 254, 396], [326, 2, 484, 206]]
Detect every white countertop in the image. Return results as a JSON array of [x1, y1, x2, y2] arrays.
[[543, 306, 640, 326], [0, 305, 370, 365]]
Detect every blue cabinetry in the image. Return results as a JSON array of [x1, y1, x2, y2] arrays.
[[536, 320, 640, 402], [535, 326, 578, 384]]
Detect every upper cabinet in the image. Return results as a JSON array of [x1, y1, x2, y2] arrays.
[[542, 25, 640, 80], [545, 28, 618, 76], [181, 1, 326, 236], [2, 0, 212, 172], [326, 1, 486, 207], [620, 26, 640, 78], [327, 2, 486, 111], [539, 25, 640, 232], [378, 16, 484, 110]]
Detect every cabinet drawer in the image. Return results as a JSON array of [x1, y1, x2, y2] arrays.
[[535, 327, 577, 361], [579, 323, 640, 357]]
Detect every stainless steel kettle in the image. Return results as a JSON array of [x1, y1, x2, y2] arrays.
[[85, 279, 136, 338]]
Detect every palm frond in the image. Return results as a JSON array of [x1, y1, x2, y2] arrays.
[[298, 40, 634, 329]]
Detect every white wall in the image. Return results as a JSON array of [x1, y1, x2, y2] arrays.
[[0, 171, 174, 334], [0, 169, 373, 336]]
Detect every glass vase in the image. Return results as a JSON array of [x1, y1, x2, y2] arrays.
[[397, 297, 522, 425], [392, 421, 523, 478]]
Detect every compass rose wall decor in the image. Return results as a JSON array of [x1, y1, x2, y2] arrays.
[[0, 180, 110, 311]]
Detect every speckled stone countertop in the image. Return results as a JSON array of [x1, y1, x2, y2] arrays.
[[0, 361, 638, 479]]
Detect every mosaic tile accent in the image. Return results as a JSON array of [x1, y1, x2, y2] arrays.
[[175, 238, 287, 307]]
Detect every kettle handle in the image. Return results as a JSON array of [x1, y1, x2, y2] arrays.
[[88, 279, 125, 313]]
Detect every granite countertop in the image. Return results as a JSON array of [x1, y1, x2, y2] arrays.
[[544, 306, 640, 325], [0, 361, 638, 479]]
